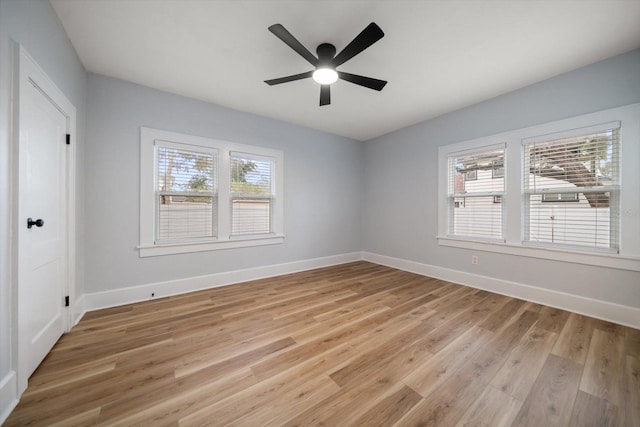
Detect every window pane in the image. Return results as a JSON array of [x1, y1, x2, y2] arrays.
[[230, 153, 274, 235], [523, 128, 619, 250], [158, 195, 217, 240], [524, 129, 618, 192], [232, 198, 271, 235], [450, 148, 505, 195], [526, 193, 613, 249], [156, 145, 216, 242], [464, 169, 477, 181], [452, 196, 503, 239], [448, 147, 505, 240], [492, 161, 504, 178], [541, 193, 579, 203], [230, 155, 272, 196], [157, 146, 215, 193]]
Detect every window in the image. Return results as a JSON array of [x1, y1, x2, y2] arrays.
[[464, 169, 477, 181], [155, 142, 217, 242], [140, 128, 284, 257], [438, 103, 640, 271], [523, 127, 619, 251], [230, 153, 274, 236], [491, 160, 504, 178], [541, 193, 579, 203], [447, 146, 505, 240]]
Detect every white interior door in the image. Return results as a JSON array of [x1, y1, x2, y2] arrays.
[[17, 49, 69, 383]]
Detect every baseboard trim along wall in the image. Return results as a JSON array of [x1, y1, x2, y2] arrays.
[[81, 250, 639, 330], [72, 294, 85, 327], [83, 252, 363, 313], [362, 251, 640, 330], [0, 371, 18, 425]]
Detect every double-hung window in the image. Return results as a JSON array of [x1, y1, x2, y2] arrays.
[[438, 103, 640, 271], [155, 142, 217, 242], [447, 146, 505, 241], [230, 153, 274, 236], [523, 126, 620, 251], [140, 128, 284, 257]]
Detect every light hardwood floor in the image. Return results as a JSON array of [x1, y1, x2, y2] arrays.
[[6, 262, 639, 426]]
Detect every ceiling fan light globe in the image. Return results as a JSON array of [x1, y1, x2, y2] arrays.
[[312, 68, 338, 85]]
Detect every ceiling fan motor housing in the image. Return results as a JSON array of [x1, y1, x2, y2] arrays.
[[316, 43, 336, 65]]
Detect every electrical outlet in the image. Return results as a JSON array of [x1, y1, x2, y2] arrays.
[[471, 255, 479, 265]]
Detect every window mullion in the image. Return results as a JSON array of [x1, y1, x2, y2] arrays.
[[217, 151, 231, 241]]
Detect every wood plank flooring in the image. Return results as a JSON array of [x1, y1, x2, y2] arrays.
[[5, 261, 639, 426]]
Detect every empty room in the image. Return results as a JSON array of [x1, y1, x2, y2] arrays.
[[1, 0, 639, 425]]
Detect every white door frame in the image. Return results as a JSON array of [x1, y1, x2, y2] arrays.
[[11, 43, 77, 395]]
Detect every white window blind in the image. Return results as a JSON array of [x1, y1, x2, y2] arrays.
[[448, 146, 505, 240], [230, 152, 274, 236], [523, 126, 620, 251], [156, 143, 217, 242]]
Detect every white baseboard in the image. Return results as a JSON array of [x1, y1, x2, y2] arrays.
[[362, 252, 640, 329], [81, 250, 639, 329], [72, 294, 86, 326], [0, 371, 18, 425], [84, 252, 363, 312]]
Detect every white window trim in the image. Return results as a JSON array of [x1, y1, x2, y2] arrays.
[[438, 103, 640, 272], [139, 127, 284, 257]]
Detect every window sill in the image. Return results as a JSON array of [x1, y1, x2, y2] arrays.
[[437, 236, 640, 272], [138, 235, 285, 257]]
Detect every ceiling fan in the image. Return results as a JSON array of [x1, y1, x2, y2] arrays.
[[264, 23, 387, 106]]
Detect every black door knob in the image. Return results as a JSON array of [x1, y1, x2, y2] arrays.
[[27, 218, 44, 229]]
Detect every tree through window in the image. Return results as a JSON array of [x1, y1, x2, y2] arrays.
[[156, 143, 217, 242], [523, 128, 620, 250], [230, 153, 274, 236]]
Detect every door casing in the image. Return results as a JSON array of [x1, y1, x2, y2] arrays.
[[11, 43, 77, 396]]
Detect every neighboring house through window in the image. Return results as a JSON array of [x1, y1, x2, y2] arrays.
[[448, 146, 505, 241], [541, 193, 579, 202], [438, 103, 640, 271], [523, 128, 619, 251]]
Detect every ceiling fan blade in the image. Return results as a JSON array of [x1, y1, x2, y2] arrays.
[[268, 24, 319, 67], [320, 85, 330, 106], [332, 23, 384, 67], [338, 72, 387, 91], [264, 71, 313, 85]]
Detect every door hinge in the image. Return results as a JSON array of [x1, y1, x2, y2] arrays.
[[66, 134, 70, 145], [65, 296, 70, 307]]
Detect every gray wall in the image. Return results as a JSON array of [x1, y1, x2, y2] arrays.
[[84, 73, 363, 293], [362, 49, 640, 308], [0, 0, 86, 404]]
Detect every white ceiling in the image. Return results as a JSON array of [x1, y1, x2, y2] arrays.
[[50, 0, 640, 141]]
